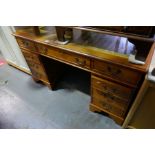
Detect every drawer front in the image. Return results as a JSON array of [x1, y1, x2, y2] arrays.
[[16, 37, 36, 51], [92, 97, 126, 118], [37, 44, 90, 69], [22, 50, 41, 64], [26, 60, 45, 75], [62, 52, 90, 69], [92, 75, 133, 100], [92, 88, 129, 110], [92, 60, 142, 86]]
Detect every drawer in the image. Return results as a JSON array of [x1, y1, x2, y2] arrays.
[[37, 44, 90, 69], [92, 75, 133, 100], [22, 50, 40, 64], [16, 37, 36, 51], [92, 97, 126, 118], [63, 52, 90, 69], [92, 88, 129, 110], [92, 60, 142, 86], [26, 60, 45, 75]]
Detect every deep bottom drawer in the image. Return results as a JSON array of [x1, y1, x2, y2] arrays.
[[92, 97, 126, 118]]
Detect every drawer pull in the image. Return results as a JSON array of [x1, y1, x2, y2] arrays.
[[44, 48, 48, 52], [41, 48, 48, 54], [107, 66, 122, 76], [99, 101, 112, 111], [95, 80, 118, 93], [22, 41, 29, 47], [75, 58, 86, 67], [97, 90, 115, 100], [59, 50, 65, 54]]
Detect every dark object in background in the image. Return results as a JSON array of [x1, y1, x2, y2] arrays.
[[151, 68, 155, 76]]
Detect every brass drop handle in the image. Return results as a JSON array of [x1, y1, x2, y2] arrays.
[[75, 58, 86, 66], [98, 91, 108, 97], [120, 110, 125, 117], [44, 48, 48, 52], [23, 41, 29, 47], [107, 66, 121, 76], [42, 48, 48, 54], [99, 101, 111, 111], [98, 90, 115, 100], [59, 50, 65, 54]]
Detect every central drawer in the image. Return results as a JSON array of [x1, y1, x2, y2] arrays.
[[92, 59, 142, 86], [36, 44, 91, 69]]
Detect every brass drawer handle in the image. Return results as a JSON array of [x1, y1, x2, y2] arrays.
[[120, 110, 125, 117], [97, 90, 115, 100], [44, 48, 48, 52], [75, 58, 86, 67], [107, 66, 122, 76], [22, 41, 29, 47], [38, 46, 48, 54], [41, 47, 48, 54], [99, 101, 112, 111]]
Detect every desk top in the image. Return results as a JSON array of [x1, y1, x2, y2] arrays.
[[14, 28, 155, 73]]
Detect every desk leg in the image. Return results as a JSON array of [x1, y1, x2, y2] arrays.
[[32, 76, 40, 82], [32, 76, 54, 90], [46, 83, 54, 90]]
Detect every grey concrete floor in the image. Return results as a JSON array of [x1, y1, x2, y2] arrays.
[[0, 59, 121, 129]]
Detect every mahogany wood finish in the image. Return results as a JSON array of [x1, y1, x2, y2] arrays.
[[13, 27, 155, 126]]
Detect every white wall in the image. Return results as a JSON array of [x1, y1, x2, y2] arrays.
[[0, 26, 30, 71]]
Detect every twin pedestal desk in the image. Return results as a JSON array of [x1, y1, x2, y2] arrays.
[[14, 27, 155, 126]]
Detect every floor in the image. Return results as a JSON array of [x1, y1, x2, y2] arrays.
[[0, 56, 121, 129]]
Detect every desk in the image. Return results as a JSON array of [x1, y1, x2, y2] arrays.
[[13, 28, 155, 126]]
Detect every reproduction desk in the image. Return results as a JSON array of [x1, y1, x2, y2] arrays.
[[13, 27, 155, 126]]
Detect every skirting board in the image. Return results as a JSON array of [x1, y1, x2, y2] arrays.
[[7, 60, 31, 75]]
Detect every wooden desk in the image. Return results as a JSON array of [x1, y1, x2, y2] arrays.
[[13, 28, 155, 126]]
